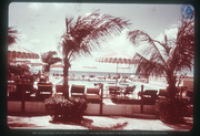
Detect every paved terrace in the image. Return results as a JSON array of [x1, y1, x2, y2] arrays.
[[8, 115, 193, 131]]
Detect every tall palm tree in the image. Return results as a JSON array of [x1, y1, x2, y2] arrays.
[[8, 27, 18, 46], [58, 12, 130, 98], [128, 19, 194, 101]]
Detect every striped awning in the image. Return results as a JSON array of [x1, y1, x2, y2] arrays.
[[8, 45, 39, 60], [96, 53, 133, 64], [50, 62, 64, 68]]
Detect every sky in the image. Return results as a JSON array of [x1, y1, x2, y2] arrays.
[[8, 2, 184, 73]]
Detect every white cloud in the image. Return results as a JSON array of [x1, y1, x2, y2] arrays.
[[156, 26, 178, 42], [99, 29, 136, 56]]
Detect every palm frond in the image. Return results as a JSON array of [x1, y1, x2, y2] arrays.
[[60, 11, 130, 60], [133, 53, 166, 76], [8, 27, 18, 45], [170, 19, 195, 73], [128, 30, 151, 45], [128, 30, 168, 67]]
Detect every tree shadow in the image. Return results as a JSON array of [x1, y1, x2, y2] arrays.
[[49, 117, 128, 130], [165, 123, 193, 130], [85, 122, 128, 130], [7, 116, 44, 128], [8, 123, 43, 128]]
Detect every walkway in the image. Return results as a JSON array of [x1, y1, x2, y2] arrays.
[[7, 115, 192, 131]]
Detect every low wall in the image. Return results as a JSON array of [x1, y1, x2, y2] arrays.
[[25, 102, 46, 114], [7, 101, 157, 116], [102, 104, 141, 115], [84, 104, 100, 115], [7, 101, 21, 113]]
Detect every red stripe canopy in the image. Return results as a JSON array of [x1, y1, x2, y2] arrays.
[[50, 62, 64, 68], [96, 53, 133, 64], [8, 45, 39, 61]]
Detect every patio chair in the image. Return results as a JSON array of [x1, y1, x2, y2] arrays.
[[24, 82, 36, 100], [86, 87, 101, 103], [109, 86, 121, 95], [121, 86, 136, 97], [158, 89, 168, 98], [109, 86, 121, 102], [36, 83, 53, 101], [8, 83, 22, 100], [143, 90, 158, 96], [182, 91, 193, 104], [55, 85, 70, 96], [70, 84, 86, 99], [140, 90, 158, 105]]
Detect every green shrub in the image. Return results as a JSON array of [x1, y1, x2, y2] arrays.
[[45, 96, 88, 123], [155, 98, 187, 124]]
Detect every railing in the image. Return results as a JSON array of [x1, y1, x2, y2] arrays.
[[7, 81, 193, 116]]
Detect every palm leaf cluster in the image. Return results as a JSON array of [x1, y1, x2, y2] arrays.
[[128, 19, 194, 78], [174, 19, 194, 72], [59, 12, 130, 63], [41, 51, 62, 72], [8, 27, 18, 45]]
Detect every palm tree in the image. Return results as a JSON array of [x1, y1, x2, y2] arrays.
[[41, 51, 62, 73], [8, 27, 18, 46], [58, 12, 129, 98], [128, 19, 194, 101]]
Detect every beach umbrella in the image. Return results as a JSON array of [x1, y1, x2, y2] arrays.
[[96, 53, 136, 74], [50, 62, 64, 68], [8, 45, 39, 63]]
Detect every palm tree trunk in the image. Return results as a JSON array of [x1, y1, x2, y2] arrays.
[[167, 72, 177, 102], [63, 56, 69, 99]]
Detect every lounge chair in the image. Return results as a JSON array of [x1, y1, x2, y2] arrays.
[[36, 83, 53, 101], [182, 91, 193, 104], [109, 86, 121, 95], [121, 86, 136, 97], [139, 90, 158, 105], [55, 85, 64, 93], [109, 86, 121, 102], [54, 85, 70, 96], [70, 84, 86, 99], [143, 90, 158, 96], [8, 83, 22, 100], [158, 89, 168, 98], [86, 87, 101, 103]]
